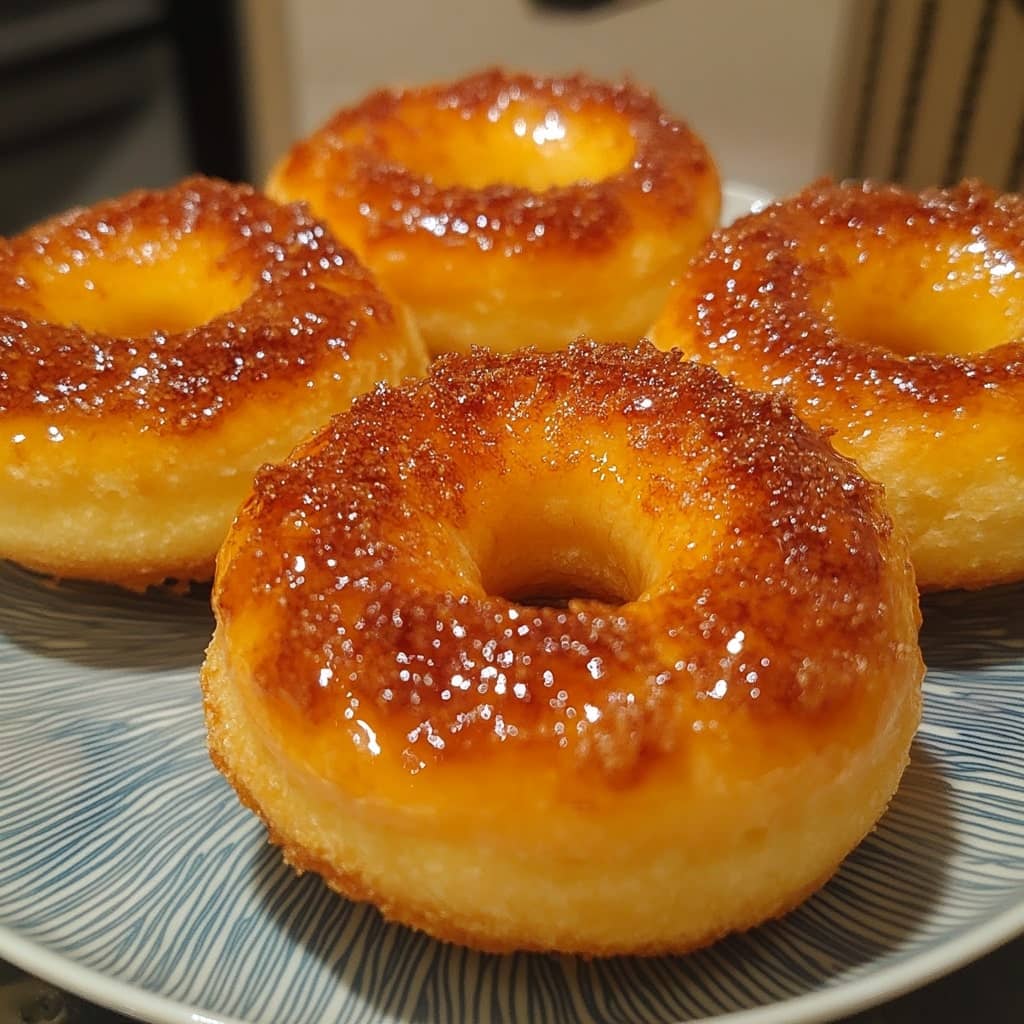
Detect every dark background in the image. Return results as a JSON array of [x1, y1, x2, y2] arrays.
[[0, 0, 247, 235]]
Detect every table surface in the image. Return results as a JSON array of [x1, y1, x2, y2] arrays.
[[2, 935, 1021, 1023]]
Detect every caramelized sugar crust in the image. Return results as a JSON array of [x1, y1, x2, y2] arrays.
[[0, 176, 399, 432], [657, 179, 1024, 404], [270, 69, 716, 258], [214, 341, 918, 785]]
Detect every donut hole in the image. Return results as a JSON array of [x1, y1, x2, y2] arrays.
[[380, 97, 635, 190], [490, 561, 632, 609], [476, 515, 643, 609], [22, 233, 254, 337], [824, 246, 1024, 356]]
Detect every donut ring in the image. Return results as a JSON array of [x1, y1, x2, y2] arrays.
[[202, 341, 923, 955], [0, 176, 426, 588], [652, 179, 1024, 591], [267, 69, 720, 356]]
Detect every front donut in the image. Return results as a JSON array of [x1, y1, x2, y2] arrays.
[[202, 341, 923, 955]]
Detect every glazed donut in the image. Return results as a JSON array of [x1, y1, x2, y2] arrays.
[[651, 179, 1024, 591], [0, 176, 426, 588], [267, 69, 720, 356], [202, 341, 923, 955]]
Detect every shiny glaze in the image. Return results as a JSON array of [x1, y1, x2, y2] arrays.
[[270, 68, 717, 260], [216, 342, 917, 783], [0, 177, 398, 432], [657, 179, 1024, 413]]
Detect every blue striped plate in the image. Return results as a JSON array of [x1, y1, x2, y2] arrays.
[[0, 559, 1022, 1024], [1, 180, 1022, 1024]]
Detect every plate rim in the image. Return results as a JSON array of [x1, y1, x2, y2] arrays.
[[3, 901, 1023, 1024]]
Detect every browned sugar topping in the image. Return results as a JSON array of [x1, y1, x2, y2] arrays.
[[675, 178, 1024, 407], [0, 176, 397, 430], [277, 68, 716, 256], [219, 342, 906, 780]]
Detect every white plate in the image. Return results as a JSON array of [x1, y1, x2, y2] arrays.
[[2, 186, 1023, 1024]]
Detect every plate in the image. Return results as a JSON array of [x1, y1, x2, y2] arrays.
[[719, 182, 772, 224], [2, 565, 1022, 1024], [2, 185, 1023, 1024]]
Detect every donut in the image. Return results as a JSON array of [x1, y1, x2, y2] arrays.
[[0, 176, 426, 588], [201, 341, 923, 955], [651, 179, 1024, 591], [267, 69, 720, 357]]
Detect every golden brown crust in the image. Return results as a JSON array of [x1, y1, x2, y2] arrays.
[[0, 176, 399, 432], [215, 341, 911, 783], [271, 68, 716, 259]]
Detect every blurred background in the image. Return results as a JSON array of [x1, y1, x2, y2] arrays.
[[1, 0, 1022, 234]]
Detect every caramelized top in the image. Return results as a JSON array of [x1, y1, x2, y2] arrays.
[[661, 179, 1024, 411], [0, 176, 398, 431], [270, 69, 718, 258], [217, 341, 917, 783]]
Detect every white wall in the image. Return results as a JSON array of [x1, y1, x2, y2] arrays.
[[244, 0, 860, 196]]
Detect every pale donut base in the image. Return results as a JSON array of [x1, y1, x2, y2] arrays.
[[202, 628, 920, 956], [407, 237, 701, 357], [0, 343, 424, 589], [1, 461, 242, 591], [857, 421, 1024, 591]]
